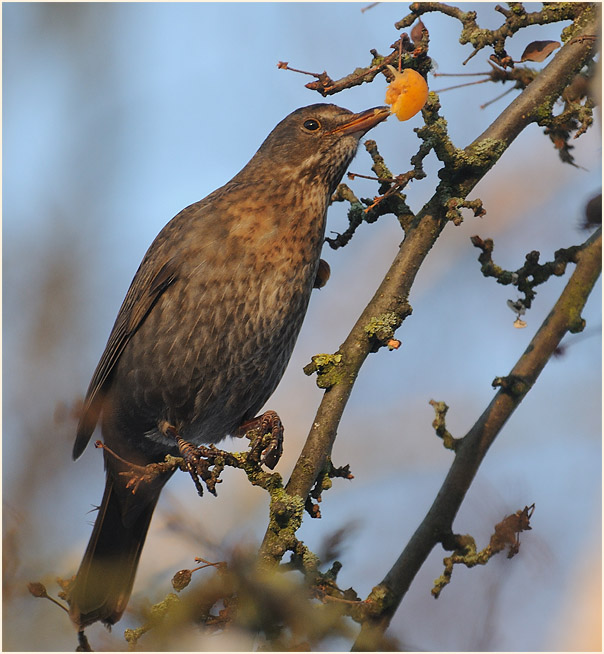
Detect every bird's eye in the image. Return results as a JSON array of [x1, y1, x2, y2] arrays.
[[303, 119, 321, 131]]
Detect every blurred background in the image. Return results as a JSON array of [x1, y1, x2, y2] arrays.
[[3, 2, 601, 651]]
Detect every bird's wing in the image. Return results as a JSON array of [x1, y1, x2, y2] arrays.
[[73, 255, 179, 459]]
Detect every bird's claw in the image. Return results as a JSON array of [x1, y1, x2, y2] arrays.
[[237, 410, 284, 469], [164, 425, 221, 497], [258, 431, 283, 470], [172, 436, 206, 496]]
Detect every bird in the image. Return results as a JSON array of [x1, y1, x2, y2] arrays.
[[68, 103, 390, 629]]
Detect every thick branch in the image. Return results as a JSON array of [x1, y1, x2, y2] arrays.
[[291, 8, 598, 504], [353, 227, 601, 649], [257, 7, 598, 565]]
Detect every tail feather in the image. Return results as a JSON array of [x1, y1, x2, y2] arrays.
[[69, 478, 161, 628]]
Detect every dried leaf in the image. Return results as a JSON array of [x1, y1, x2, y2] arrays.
[[172, 569, 193, 591], [27, 581, 48, 598], [313, 258, 331, 289], [411, 19, 427, 45], [520, 40, 560, 63], [584, 193, 602, 228], [563, 73, 590, 103], [489, 504, 534, 556]]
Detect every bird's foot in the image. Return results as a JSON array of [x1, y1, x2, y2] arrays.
[[94, 440, 172, 494], [235, 410, 284, 469], [161, 424, 224, 497]]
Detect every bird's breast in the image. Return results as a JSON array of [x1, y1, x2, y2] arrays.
[[110, 180, 330, 449]]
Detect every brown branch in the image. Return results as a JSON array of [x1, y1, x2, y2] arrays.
[[353, 226, 601, 649], [396, 2, 589, 65], [431, 504, 536, 598], [303, 50, 403, 97], [256, 6, 598, 569]]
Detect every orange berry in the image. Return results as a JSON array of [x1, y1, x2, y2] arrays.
[[385, 66, 428, 121]]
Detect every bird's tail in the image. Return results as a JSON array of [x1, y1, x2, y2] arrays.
[[68, 477, 161, 629]]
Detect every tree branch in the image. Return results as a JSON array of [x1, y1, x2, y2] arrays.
[[257, 4, 598, 572], [353, 226, 601, 649]]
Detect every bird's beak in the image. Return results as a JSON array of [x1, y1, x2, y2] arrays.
[[328, 106, 390, 136]]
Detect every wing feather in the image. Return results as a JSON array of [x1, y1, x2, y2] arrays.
[[72, 257, 179, 459]]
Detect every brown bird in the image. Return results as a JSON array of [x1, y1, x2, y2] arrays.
[[69, 103, 389, 629]]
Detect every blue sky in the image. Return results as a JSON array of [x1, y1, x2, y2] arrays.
[[3, 3, 601, 650]]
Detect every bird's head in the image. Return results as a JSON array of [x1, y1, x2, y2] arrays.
[[242, 104, 390, 194]]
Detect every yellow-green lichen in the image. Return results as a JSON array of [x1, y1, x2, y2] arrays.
[[268, 487, 305, 533], [464, 138, 507, 170], [364, 312, 400, 342], [303, 352, 345, 389]]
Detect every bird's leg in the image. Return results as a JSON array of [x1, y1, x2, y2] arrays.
[[235, 410, 284, 469]]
